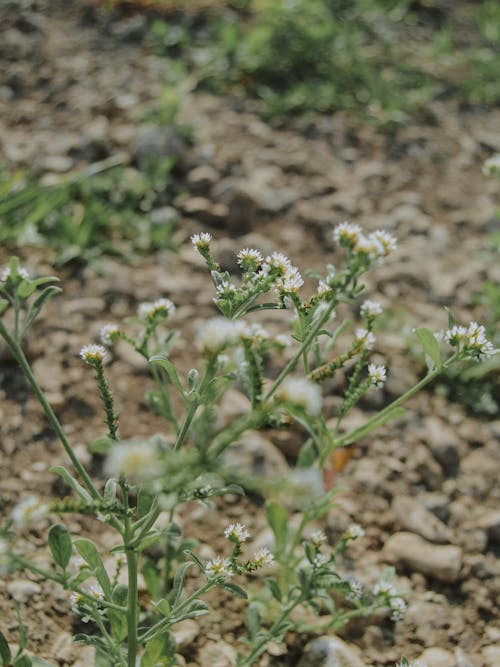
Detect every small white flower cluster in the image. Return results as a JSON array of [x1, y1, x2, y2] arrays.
[[11, 495, 49, 528], [276, 376, 323, 416], [191, 232, 212, 248], [309, 530, 327, 548], [345, 575, 363, 601], [237, 248, 264, 270], [344, 524, 365, 540], [100, 323, 121, 346], [373, 580, 407, 621], [333, 222, 397, 260], [243, 323, 270, 342], [70, 583, 105, 612], [80, 344, 107, 364], [368, 363, 387, 388], [224, 522, 250, 544], [312, 553, 328, 568], [257, 251, 304, 295], [198, 317, 246, 353], [251, 547, 274, 569], [205, 556, 233, 579], [354, 328, 376, 351], [445, 321, 494, 361], [482, 154, 500, 177], [104, 439, 160, 481], [360, 299, 383, 318], [1, 265, 30, 282], [138, 298, 176, 323]]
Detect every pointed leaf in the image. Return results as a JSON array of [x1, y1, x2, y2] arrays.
[[171, 562, 193, 606], [0, 632, 11, 666], [48, 524, 72, 570], [17, 280, 36, 299], [246, 602, 261, 638], [50, 466, 92, 503], [220, 582, 248, 599], [24, 286, 62, 331], [415, 327, 441, 370], [149, 355, 185, 396], [265, 579, 282, 603], [74, 538, 111, 597]]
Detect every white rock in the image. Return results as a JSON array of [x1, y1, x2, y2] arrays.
[[198, 640, 236, 667], [297, 636, 368, 667], [418, 647, 455, 667], [7, 579, 41, 602], [173, 619, 199, 651], [392, 496, 453, 544], [384, 531, 462, 582]]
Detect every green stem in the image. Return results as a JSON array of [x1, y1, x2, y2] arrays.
[[174, 358, 216, 451], [0, 322, 99, 499], [94, 362, 119, 440], [264, 300, 337, 401], [122, 484, 139, 667]]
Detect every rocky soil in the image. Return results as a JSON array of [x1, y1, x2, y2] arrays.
[[1, 1, 500, 666]]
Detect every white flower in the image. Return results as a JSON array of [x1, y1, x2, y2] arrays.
[[373, 580, 397, 596], [100, 323, 120, 346], [333, 222, 362, 246], [12, 495, 49, 528], [360, 300, 383, 318], [104, 439, 160, 481], [446, 321, 494, 360], [390, 596, 407, 620], [246, 323, 270, 341], [88, 583, 105, 600], [274, 334, 292, 347], [345, 575, 363, 601], [312, 553, 328, 568], [237, 248, 263, 268], [354, 234, 384, 259], [1, 265, 30, 282], [369, 230, 397, 256], [317, 280, 331, 297], [198, 318, 246, 353], [277, 266, 304, 293], [309, 530, 327, 548], [445, 324, 467, 345], [191, 232, 212, 248], [251, 548, 274, 569], [224, 523, 251, 544], [70, 591, 84, 610], [138, 298, 175, 322], [262, 252, 292, 276], [344, 524, 365, 540], [80, 344, 107, 364], [205, 556, 233, 579], [355, 328, 376, 350], [482, 154, 500, 176], [277, 376, 322, 416], [368, 363, 387, 388]]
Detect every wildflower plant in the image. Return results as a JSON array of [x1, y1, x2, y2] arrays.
[[0, 224, 496, 666]]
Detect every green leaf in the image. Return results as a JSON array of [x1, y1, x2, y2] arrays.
[[13, 656, 32, 667], [48, 524, 72, 570], [137, 487, 156, 519], [0, 632, 11, 666], [338, 407, 407, 446], [171, 562, 192, 606], [415, 327, 442, 370], [140, 633, 175, 667], [88, 437, 112, 455], [220, 582, 248, 599], [152, 598, 171, 618], [17, 280, 36, 299], [0, 299, 9, 316], [149, 355, 185, 397], [74, 538, 111, 597], [29, 659, 58, 667], [103, 479, 117, 504], [50, 466, 92, 503], [109, 585, 128, 642], [265, 501, 288, 552], [142, 558, 161, 599], [246, 602, 261, 638], [184, 549, 205, 573], [23, 286, 62, 332], [265, 579, 282, 603]]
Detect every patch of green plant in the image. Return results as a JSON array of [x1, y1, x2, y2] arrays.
[[0, 156, 178, 265], [147, 0, 500, 118]]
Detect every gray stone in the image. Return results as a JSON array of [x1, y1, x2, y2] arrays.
[[479, 509, 500, 544], [392, 496, 453, 544], [134, 124, 190, 163], [173, 619, 199, 651], [482, 646, 500, 667], [7, 579, 41, 602], [384, 532, 462, 583], [222, 432, 289, 481], [418, 647, 455, 667], [187, 165, 219, 192], [424, 416, 460, 474], [198, 640, 236, 667], [298, 636, 367, 667]]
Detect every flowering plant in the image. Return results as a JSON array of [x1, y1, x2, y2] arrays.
[[0, 224, 494, 666]]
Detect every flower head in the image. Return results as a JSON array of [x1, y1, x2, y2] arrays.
[[482, 154, 500, 177], [368, 363, 387, 388], [312, 553, 328, 568], [205, 556, 233, 579], [277, 266, 304, 294], [1, 265, 30, 283], [360, 300, 383, 318], [138, 298, 175, 323], [369, 230, 397, 256], [317, 280, 331, 297], [251, 548, 275, 569], [309, 530, 327, 548], [237, 248, 263, 270], [262, 252, 292, 277], [355, 328, 376, 351], [345, 575, 363, 601], [344, 524, 365, 541], [389, 596, 407, 621], [100, 323, 121, 346], [191, 232, 212, 249], [198, 318, 246, 353], [224, 523, 250, 544], [80, 344, 107, 365], [12, 495, 49, 528], [333, 222, 362, 247], [446, 321, 494, 360], [104, 439, 160, 481], [277, 376, 322, 416]]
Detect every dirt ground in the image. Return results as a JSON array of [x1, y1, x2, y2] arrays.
[[1, 1, 500, 665]]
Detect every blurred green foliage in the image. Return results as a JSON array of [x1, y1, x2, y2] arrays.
[[148, 0, 500, 119], [0, 157, 178, 265]]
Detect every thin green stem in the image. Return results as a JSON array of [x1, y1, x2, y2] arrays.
[[174, 358, 216, 451], [0, 322, 99, 499], [93, 613, 127, 667], [122, 484, 139, 667], [264, 301, 337, 401]]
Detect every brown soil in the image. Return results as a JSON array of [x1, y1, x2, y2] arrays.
[[1, 1, 499, 666]]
